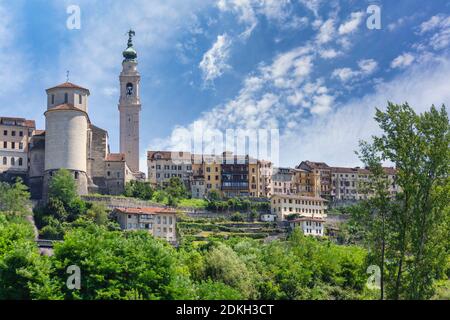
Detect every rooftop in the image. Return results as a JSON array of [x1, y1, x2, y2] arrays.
[[271, 194, 328, 202], [114, 207, 178, 215], [46, 82, 90, 94], [0, 117, 35, 128], [106, 153, 126, 162]]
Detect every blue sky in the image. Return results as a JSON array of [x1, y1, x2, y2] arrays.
[[1, 0, 450, 172]]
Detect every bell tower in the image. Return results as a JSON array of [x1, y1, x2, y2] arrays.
[[119, 30, 141, 173]]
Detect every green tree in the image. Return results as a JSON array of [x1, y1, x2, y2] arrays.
[[51, 223, 194, 300], [48, 169, 78, 206], [357, 102, 450, 299], [86, 203, 109, 226], [203, 243, 255, 299], [0, 214, 59, 299], [124, 180, 153, 200], [165, 177, 188, 200], [0, 179, 30, 217]]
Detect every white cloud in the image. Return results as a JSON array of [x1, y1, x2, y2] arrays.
[[332, 59, 377, 82], [0, 3, 29, 98], [316, 19, 335, 44], [282, 57, 450, 167], [332, 67, 358, 82], [199, 34, 232, 83], [391, 53, 415, 69], [338, 11, 364, 35], [217, 0, 297, 39], [299, 0, 322, 17], [418, 15, 450, 50], [358, 59, 378, 74], [319, 48, 341, 59]]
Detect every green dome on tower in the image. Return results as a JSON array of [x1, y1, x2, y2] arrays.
[[123, 29, 137, 61]]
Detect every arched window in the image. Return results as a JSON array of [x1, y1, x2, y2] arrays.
[[126, 83, 133, 96], [11, 157, 15, 166], [2, 157, 6, 165], [64, 93, 68, 103], [18, 158, 23, 166]]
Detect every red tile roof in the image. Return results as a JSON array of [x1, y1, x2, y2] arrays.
[[147, 150, 191, 162], [46, 82, 90, 93], [114, 207, 178, 215], [34, 130, 45, 136], [106, 153, 126, 162], [46, 103, 84, 112], [0, 117, 35, 128]]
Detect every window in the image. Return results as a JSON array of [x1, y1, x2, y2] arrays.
[[11, 142, 15, 149], [2, 157, 6, 165], [18, 158, 23, 166], [19, 142, 23, 150], [64, 93, 68, 103], [3, 142, 6, 148], [79, 94, 82, 104], [19, 131, 23, 137], [3, 130, 6, 136], [107, 171, 111, 177], [74, 172, 79, 179], [11, 158, 15, 166], [51, 94, 55, 104], [11, 131, 15, 137]]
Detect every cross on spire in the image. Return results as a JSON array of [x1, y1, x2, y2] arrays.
[[66, 70, 70, 82], [127, 29, 135, 47]]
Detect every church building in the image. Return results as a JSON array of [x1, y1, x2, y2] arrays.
[[1, 31, 144, 199]]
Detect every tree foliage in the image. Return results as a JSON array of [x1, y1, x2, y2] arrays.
[[356, 102, 450, 300]]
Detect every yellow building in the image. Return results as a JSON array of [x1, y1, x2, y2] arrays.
[[292, 168, 321, 197]]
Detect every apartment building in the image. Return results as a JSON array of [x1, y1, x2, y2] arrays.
[[331, 167, 360, 200], [297, 161, 332, 199], [0, 117, 35, 180], [113, 207, 178, 243], [331, 166, 400, 201], [248, 158, 260, 197], [292, 168, 321, 197], [271, 194, 327, 221], [147, 151, 193, 189], [203, 154, 222, 196], [289, 216, 325, 237], [221, 154, 249, 198], [272, 167, 295, 195], [258, 160, 273, 197]]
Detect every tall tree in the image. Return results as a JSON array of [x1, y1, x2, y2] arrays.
[[358, 102, 450, 299]]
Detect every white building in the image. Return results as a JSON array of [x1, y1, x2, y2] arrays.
[[290, 217, 325, 237], [0, 117, 35, 181], [113, 207, 178, 243], [270, 194, 328, 221]]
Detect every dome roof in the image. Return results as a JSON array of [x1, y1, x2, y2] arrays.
[[123, 46, 137, 60]]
